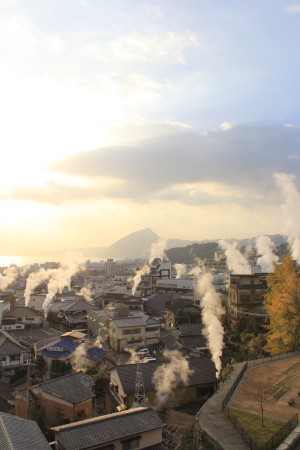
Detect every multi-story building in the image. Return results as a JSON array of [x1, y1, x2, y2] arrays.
[[229, 272, 269, 333], [109, 315, 161, 351], [0, 330, 26, 382]]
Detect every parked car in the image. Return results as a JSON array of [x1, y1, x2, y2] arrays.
[[136, 348, 150, 358], [142, 357, 157, 363]]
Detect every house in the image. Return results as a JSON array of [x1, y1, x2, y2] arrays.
[[2, 306, 43, 330], [15, 372, 95, 429], [0, 412, 51, 449], [164, 300, 200, 328], [160, 324, 208, 357], [27, 293, 47, 311], [0, 330, 26, 383], [107, 356, 216, 411], [109, 315, 161, 352], [51, 299, 96, 329], [0, 300, 10, 328], [35, 333, 108, 379], [52, 407, 164, 450]]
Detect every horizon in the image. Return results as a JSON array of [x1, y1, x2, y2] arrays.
[[1, 1, 300, 254]]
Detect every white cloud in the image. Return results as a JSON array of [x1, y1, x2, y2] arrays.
[[285, 4, 300, 14]]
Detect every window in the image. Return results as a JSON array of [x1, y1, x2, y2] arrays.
[[122, 437, 140, 450], [122, 328, 141, 335]]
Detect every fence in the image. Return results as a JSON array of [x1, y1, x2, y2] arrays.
[[221, 362, 248, 411], [227, 409, 298, 450]]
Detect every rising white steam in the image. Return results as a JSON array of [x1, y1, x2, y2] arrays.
[[219, 240, 251, 274], [0, 266, 19, 290], [256, 236, 279, 272], [71, 342, 87, 372], [79, 285, 93, 303], [131, 263, 150, 296], [196, 273, 224, 377], [125, 347, 140, 364], [24, 267, 55, 306], [187, 259, 205, 276], [42, 252, 86, 316], [174, 263, 187, 279], [152, 350, 193, 408], [149, 239, 168, 264], [274, 172, 300, 263]]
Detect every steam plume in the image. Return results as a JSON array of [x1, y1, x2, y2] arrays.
[[125, 347, 140, 364], [152, 350, 193, 408], [71, 342, 87, 372], [42, 252, 86, 316], [24, 267, 54, 306], [131, 263, 150, 296], [274, 172, 300, 263], [0, 266, 19, 290], [256, 235, 279, 272], [196, 273, 224, 377], [174, 263, 187, 279], [219, 240, 251, 274], [79, 285, 93, 303], [149, 239, 168, 264]]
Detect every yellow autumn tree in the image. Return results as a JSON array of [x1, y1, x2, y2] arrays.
[[265, 254, 300, 355]]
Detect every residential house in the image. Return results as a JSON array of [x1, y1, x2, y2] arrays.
[[49, 299, 97, 329], [0, 300, 10, 328], [35, 333, 108, 379], [109, 315, 161, 352], [2, 306, 43, 331], [0, 330, 26, 383], [107, 356, 216, 411], [164, 299, 200, 329], [160, 324, 208, 357], [52, 407, 164, 450], [28, 293, 47, 311], [0, 412, 51, 449], [15, 372, 95, 430]]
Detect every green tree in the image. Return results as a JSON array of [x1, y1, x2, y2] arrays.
[[264, 254, 300, 355]]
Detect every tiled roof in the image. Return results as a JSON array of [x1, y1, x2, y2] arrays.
[[58, 300, 94, 312], [114, 356, 216, 394], [33, 372, 95, 404], [42, 337, 77, 359], [0, 331, 26, 356], [0, 412, 51, 449], [85, 346, 107, 363], [112, 316, 146, 327], [164, 299, 193, 313], [52, 407, 164, 450], [178, 324, 204, 336], [3, 307, 42, 318]]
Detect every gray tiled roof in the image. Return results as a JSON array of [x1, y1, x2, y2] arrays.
[[112, 316, 146, 327], [33, 372, 95, 404], [0, 412, 51, 449], [114, 356, 216, 394], [52, 407, 164, 450], [0, 331, 26, 356]]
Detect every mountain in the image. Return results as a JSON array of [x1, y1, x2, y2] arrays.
[[59, 230, 286, 261]]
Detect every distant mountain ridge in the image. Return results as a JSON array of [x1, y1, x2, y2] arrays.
[[73, 229, 286, 260]]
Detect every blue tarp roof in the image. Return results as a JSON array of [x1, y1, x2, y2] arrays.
[[85, 346, 107, 363], [42, 338, 78, 359]]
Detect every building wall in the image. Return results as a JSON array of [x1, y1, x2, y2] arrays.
[[28, 294, 46, 311], [33, 391, 93, 427]]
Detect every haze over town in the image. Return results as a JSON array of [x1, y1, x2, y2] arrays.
[[1, 0, 300, 259]]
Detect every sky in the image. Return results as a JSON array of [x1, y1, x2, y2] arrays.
[[1, 0, 300, 257]]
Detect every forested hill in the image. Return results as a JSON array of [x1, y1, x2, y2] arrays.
[[165, 242, 219, 264]]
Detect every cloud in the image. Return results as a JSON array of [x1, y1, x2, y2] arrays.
[[41, 123, 299, 205], [285, 4, 300, 14]]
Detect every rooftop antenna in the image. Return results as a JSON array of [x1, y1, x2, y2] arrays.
[[132, 361, 145, 407]]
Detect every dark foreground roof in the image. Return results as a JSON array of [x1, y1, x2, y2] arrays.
[[0, 412, 51, 450], [52, 407, 164, 450], [114, 356, 217, 395], [32, 372, 95, 404]]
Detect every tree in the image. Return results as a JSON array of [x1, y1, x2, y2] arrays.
[[264, 254, 300, 355], [242, 381, 274, 427]]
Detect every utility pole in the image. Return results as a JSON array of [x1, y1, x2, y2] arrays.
[[133, 361, 145, 407], [26, 353, 31, 420]]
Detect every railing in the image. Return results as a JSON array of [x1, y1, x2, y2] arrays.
[[227, 409, 298, 450], [221, 362, 248, 411]]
